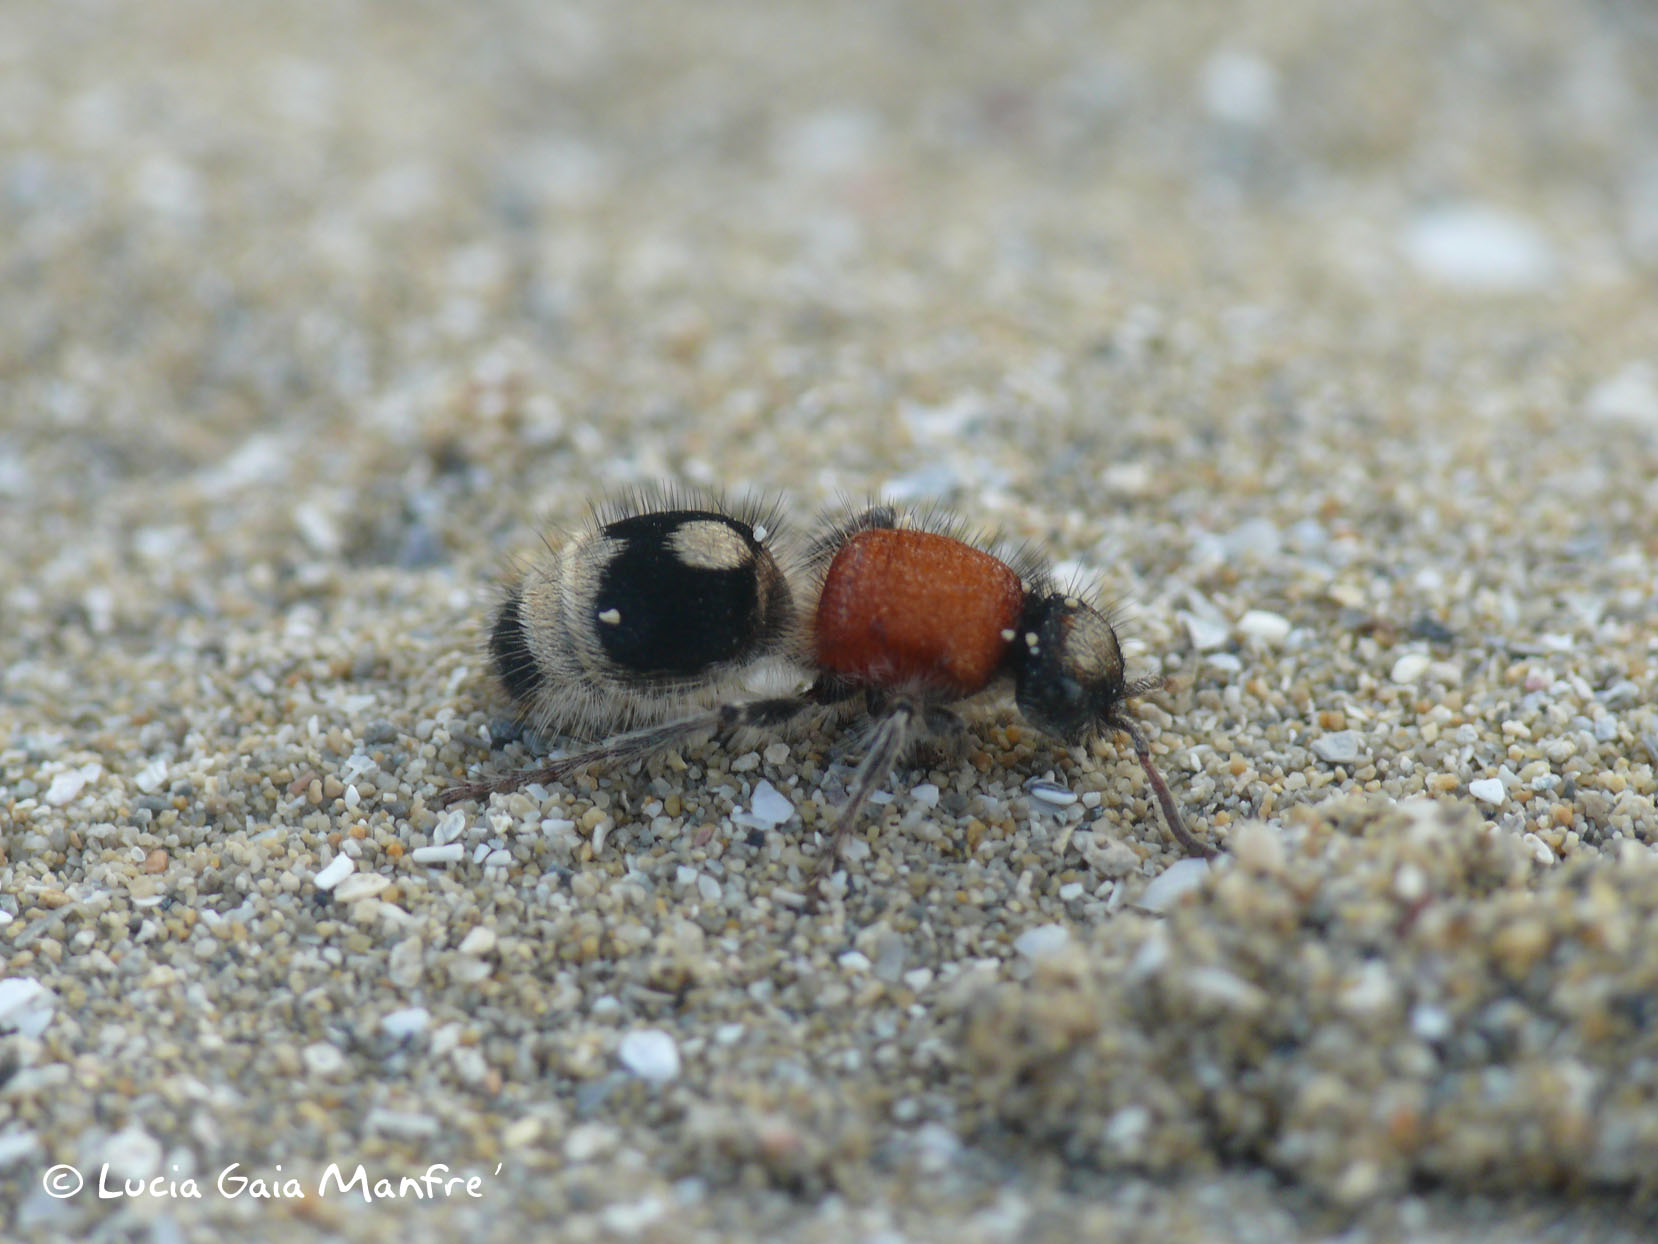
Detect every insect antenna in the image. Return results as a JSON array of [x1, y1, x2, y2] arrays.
[[1116, 717, 1214, 859]]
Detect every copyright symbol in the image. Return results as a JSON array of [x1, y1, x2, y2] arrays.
[[42, 1164, 83, 1198]]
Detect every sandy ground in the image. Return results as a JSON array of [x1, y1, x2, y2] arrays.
[[4, 2, 1658, 1240]]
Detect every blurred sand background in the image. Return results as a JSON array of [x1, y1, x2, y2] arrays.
[[4, 1, 1658, 1240]]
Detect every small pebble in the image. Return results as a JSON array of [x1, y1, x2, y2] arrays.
[[1312, 731, 1363, 765], [617, 1029, 681, 1083], [1232, 822, 1285, 873], [1410, 1004, 1452, 1042], [1199, 50, 1279, 126], [1586, 362, 1658, 426], [1183, 966, 1269, 1014], [1013, 924, 1071, 958], [433, 810, 467, 846], [412, 844, 465, 864], [1337, 961, 1397, 1017], [303, 1042, 347, 1076], [458, 926, 497, 956], [1104, 1106, 1151, 1155], [313, 855, 355, 890], [388, 937, 425, 989], [0, 979, 55, 1037], [1522, 832, 1556, 865], [1181, 613, 1231, 651], [381, 1007, 430, 1039], [1400, 203, 1554, 291], [1393, 864, 1428, 903], [503, 1118, 542, 1148], [0, 1131, 39, 1167], [1237, 609, 1291, 647], [1469, 778, 1507, 806], [365, 1109, 440, 1139], [44, 765, 97, 806], [134, 758, 168, 793], [565, 1123, 619, 1162], [1390, 652, 1432, 684], [749, 779, 794, 827], [600, 1198, 667, 1235], [1024, 778, 1077, 807], [1136, 858, 1212, 912], [332, 873, 390, 903], [100, 1127, 162, 1181]]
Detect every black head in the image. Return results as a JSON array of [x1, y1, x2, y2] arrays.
[[1015, 591, 1211, 859], [1011, 592, 1129, 742]]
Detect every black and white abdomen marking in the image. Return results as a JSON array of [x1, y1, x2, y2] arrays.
[[592, 510, 785, 678], [488, 589, 542, 705], [486, 490, 797, 738]]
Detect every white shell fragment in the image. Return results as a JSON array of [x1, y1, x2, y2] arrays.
[[1312, 731, 1363, 765], [1390, 652, 1432, 684], [381, 1007, 431, 1039], [1181, 612, 1231, 651], [0, 978, 56, 1037], [45, 764, 100, 806], [1136, 857, 1213, 913], [332, 873, 391, 903], [313, 855, 355, 890], [1401, 204, 1555, 292], [303, 1042, 347, 1076], [1024, 778, 1078, 807], [1586, 362, 1658, 426], [1013, 924, 1072, 959], [618, 1029, 681, 1083], [411, 843, 465, 864], [1469, 778, 1507, 806], [1200, 50, 1280, 126], [748, 779, 795, 827], [458, 926, 497, 956], [1237, 609, 1292, 647]]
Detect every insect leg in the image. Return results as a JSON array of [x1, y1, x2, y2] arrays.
[[810, 698, 919, 886], [437, 695, 815, 807]]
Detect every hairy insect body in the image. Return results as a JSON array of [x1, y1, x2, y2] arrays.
[[441, 489, 1214, 883], [813, 528, 1024, 697], [487, 492, 796, 740]]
